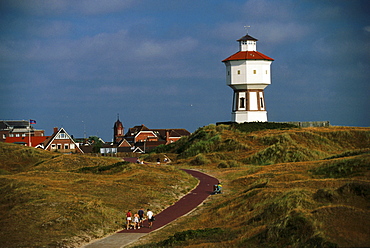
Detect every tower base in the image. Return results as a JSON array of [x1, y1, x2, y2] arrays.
[[232, 111, 267, 123]]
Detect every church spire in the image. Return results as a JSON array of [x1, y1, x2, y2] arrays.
[[113, 114, 124, 143]]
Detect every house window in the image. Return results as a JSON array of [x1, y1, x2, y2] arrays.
[[22, 134, 26, 137], [51, 144, 56, 150], [70, 144, 75, 149], [60, 133, 65, 139], [64, 144, 69, 149], [9, 134, 14, 137], [57, 144, 61, 150], [16, 134, 20, 137], [3, 134, 6, 139]]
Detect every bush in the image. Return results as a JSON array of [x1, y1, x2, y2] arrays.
[[190, 154, 210, 165], [74, 161, 131, 174], [311, 155, 370, 178], [133, 228, 234, 247], [217, 161, 229, 168]]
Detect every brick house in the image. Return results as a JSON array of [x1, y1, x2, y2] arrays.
[[43, 127, 83, 153], [0, 120, 44, 142], [4, 126, 83, 154]]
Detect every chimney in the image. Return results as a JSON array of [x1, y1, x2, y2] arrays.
[[166, 130, 170, 144], [53, 127, 58, 134]]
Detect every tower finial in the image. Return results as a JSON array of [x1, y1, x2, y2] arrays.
[[244, 25, 250, 34], [117, 113, 119, 120]]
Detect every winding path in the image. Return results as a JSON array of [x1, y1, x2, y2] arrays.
[[83, 169, 218, 247]]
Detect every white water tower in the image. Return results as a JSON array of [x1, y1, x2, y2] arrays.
[[222, 33, 274, 123]]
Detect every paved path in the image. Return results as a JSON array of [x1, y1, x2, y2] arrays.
[[83, 169, 218, 248]]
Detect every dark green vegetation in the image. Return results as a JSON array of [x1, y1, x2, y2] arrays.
[[1, 124, 369, 247], [135, 228, 233, 247], [0, 143, 197, 247], [133, 124, 370, 248]]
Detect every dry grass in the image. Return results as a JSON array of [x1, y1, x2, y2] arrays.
[[0, 143, 197, 247], [130, 126, 370, 248], [1, 125, 369, 247]]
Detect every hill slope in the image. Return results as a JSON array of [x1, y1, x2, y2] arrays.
[[0, 143, 197, 247], [131, 124, 370, 248]]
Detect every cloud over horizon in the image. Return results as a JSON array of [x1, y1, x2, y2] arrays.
[[1, 0, 369, 141]]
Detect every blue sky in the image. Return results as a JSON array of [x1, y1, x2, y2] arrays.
[[1, 0, 369, 141]]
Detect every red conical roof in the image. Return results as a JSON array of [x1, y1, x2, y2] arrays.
[[222, 51, 274, 62]]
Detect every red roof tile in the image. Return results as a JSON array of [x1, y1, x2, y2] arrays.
[[222, 51, 274, 62]]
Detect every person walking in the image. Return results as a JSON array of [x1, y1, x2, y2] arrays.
[[147, 209, 154, 228], [138, 207, 145, 228], [126, 210, 132, 230], [133, 213, 140, 229]]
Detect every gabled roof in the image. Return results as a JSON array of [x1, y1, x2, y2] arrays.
[[125, 124, 150, 136], [118, 138, 131, 147], [222, 51, 274, 62], [152, 129, 191, 139], [44, 127, 83, 153]]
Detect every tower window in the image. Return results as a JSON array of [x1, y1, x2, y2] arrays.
[[240, 97, 245, 108], [266, 70, 268, 74], [237, 70, 241, 75], [253, 70, 256, 74], [260, 98, 264, 108]]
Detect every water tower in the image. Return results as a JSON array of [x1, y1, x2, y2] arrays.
[[222, 33, 274, 123]]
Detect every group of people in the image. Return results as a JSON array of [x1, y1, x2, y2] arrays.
[[126, 208, 155, 230]]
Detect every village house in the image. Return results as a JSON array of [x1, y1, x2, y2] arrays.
[[2, 118, 189, 155], [97, 118, 191, 154], [43, 127, 83, 153], [3, 123, 83, 154], [0, 120, 44, 142]]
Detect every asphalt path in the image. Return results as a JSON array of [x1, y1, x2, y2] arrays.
[[83, 167, 219, 247]]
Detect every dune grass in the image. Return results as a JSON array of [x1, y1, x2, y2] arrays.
[[129, 125, 370, 248], [0, 143, 197, 247], [1, 125, 370, 247]]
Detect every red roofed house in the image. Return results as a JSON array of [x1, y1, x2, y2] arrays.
[[5, 127, 83, 154], [112, 120, 190, 153], [43, 127, 83, 153], [0, 120, 44, 143], [222, 33, 274, 123]]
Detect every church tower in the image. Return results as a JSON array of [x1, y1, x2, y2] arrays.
[[113, 115, 124, 143], [222, 33, 274, 123]]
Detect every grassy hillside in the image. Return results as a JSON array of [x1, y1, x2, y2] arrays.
[[131, 124, 370, 248], [0, 143, 197, 247], [1, 124, 369, 247]]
